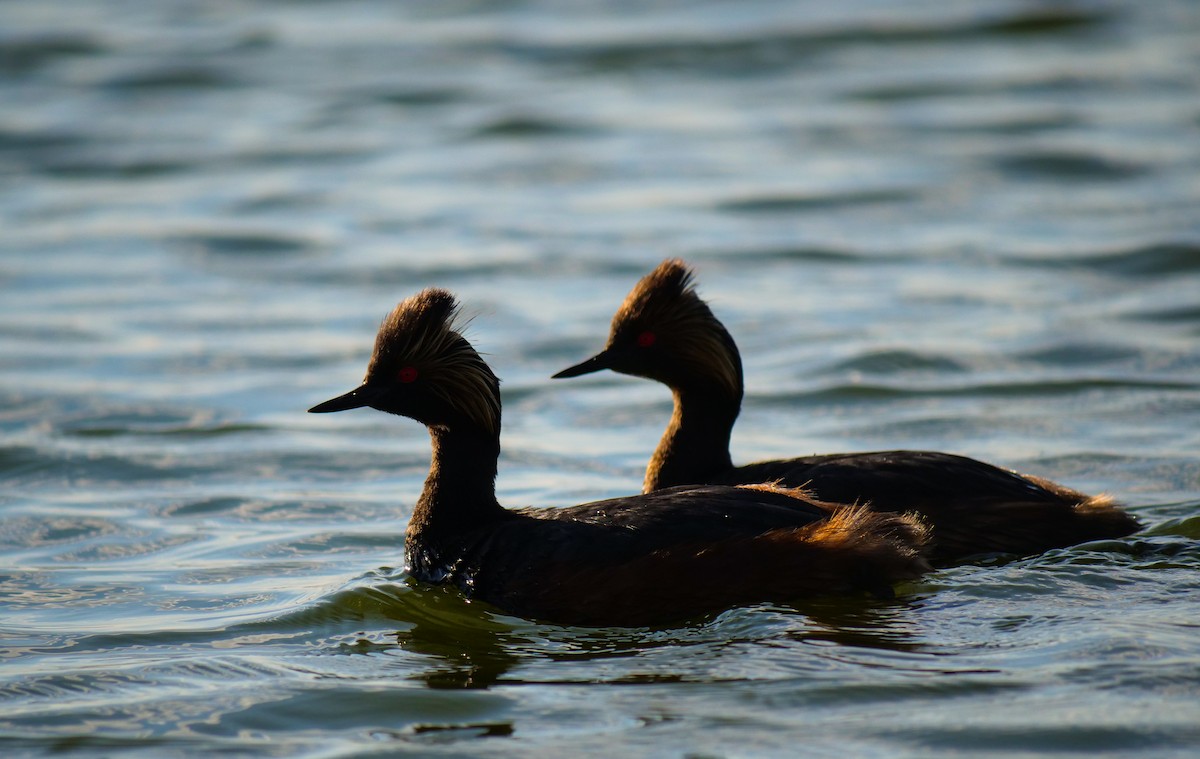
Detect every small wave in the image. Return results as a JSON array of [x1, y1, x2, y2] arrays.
[[0, 670, 154, 704], [230, 190, 327, 214], [940, 114, 1082, 136], [101, 65, 239, 91], [499, 4, 1113, 75], [60, 407, 265, 440], [0, 444, 58, 480], [1016, 342, 1142, 367], [161, 496, 249, 518], [470, 114, 595, 139], [1020, 241, 1200, 278], [850, 77, 1102, 105], [501, 6, 1109, 75], [0, 127, 84, 152], [0, 515, 119, 550], [820, 349, 968, 376], [169, 231, 317, 256], [228, 143, 374, 168], [881, 724, 1178, 755], [499, 33, 820, 75], [1089, 536, 1200, 572], [993, 150, 1148, 181], [0, 322, 98, 341], [700, 246, 869, 265], [1121, 303, 1200, 325], [38, 155, 193, 179], [978, 6, 1111, 36], [716, 188, 915, 214], [254, 576, 521, 640], [0, 443, 210, 485], [203, 679, 512, 738], [370, 86, 468, 107], [0, 32, 104, 74], [1144, 514, 1200, 541], [296, 257, 547, 288], [753, 376, 1195, 405]]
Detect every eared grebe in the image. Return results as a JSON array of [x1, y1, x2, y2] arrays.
[[553, 259, 1140, 563], [309, 289, 930, 627]]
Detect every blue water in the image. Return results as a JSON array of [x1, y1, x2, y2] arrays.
[[2, 0, 1200, 756]]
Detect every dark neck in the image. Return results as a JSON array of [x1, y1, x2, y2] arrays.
[[644, 385, 740, 492], [408, 425, 507, 550]]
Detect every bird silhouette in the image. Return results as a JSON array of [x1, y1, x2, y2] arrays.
[[310, 288, 930, 626], [554, 259, 1139, 563]]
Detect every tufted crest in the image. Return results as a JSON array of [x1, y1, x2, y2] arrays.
[[612, 259, 700, 332], [367, 289, 501, 436], [611, 259, 742, 400]]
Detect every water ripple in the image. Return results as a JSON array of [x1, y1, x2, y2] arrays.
[[994, 150, 1150, 182], [715, 188, 917, 214], [0, 32, 105, 74], [1021, 241, 1200, 278], [2, 0, 1198, 755]]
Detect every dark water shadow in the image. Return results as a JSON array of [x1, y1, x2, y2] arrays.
[[326, 576, 929, 690], [715, 188, 916, 214], [0, 32, 105, 74], [775, 595, 925, 653], [992, 150, 1149, 182]]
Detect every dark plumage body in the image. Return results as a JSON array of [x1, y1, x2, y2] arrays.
[[554, 259, 1140, 564], [310, 289, 929, 627], [407, 484, 925, 626]]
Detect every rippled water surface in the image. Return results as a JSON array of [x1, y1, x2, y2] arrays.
[[3, 0, 1200, 756]]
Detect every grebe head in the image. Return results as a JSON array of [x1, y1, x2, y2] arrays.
[[553, 259, 742, 399], [309, 289, 500, 436]]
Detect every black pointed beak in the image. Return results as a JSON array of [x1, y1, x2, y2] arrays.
[[552, 348, 617, 379], [308, 384, 380, 413]]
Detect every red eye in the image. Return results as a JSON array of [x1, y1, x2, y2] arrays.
[[636, 331, 656, 348], [398, 366, 419, 383]]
